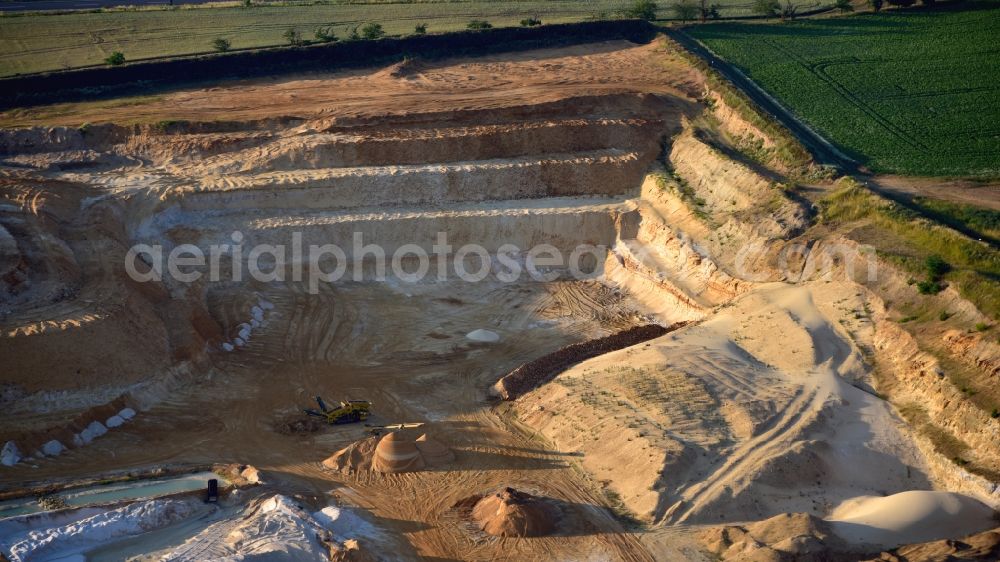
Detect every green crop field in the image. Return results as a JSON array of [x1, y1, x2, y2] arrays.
[[688, 2, 1000, 177], [0, 0, 832, 77]]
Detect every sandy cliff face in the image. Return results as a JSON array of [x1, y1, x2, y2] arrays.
[[872, 311, 1000, 495]]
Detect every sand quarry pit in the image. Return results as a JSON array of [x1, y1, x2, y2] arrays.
[[0, 38, 998, 561]]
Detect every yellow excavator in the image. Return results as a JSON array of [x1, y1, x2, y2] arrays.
[[304, 396, 372, 424]]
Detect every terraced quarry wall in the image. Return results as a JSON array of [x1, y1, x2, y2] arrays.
[[0, 90, 685, 464]]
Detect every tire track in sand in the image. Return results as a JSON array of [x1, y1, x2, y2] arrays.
[[665, 381, 826, 524]]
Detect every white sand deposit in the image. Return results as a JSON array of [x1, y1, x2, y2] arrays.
[[1, 498, 203, 562], [466, 329, 500, 342], [313, 505, 385, 543], [74, 421, 107, 446], [41, 440, 65, 456], [828, 491, 998, 548], [220, 296, 274, 352], [2, 441, 22, 466], [164, 494, 382, 562]]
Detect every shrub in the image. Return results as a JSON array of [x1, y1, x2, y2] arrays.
[[623, 0, 658, 20], [361, 22, 384, 40], [779, 0, 798, 19], [917, 280, 943, 295], [282, 28, 302, 46], [702, 2, 722, 18], [752, 0, 781, 17], [835, 0, 854, 12], [467, 20, 493, 30], [887, 0, 915, 5], [348, 26, 360, 41], [413, 23, 427, 34], [939, 310, 952, 321], [991, 408, 999, 419], [314, 26, 337, 42], [672, 0, 699, 20], [104, 51, 125, 66], [925, 255, 951, 279], [869, 0, 884, 12], [975, 322, 991, 332], [520, 17, 542, 26], [153, 119, 181, 132], [212, 38, 231, 52]]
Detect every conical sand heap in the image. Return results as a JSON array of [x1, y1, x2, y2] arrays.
[[471, 487, 559, 537], [324, 431, 456, 474], [371, 432, 425, 473], [323, 435, 379, 473], [415, 433, 455, 466]]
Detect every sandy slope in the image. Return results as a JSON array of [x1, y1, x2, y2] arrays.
[[514, 282, 934, 524]]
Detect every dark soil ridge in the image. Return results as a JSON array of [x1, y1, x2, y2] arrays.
[[494, 322, 685, 400]]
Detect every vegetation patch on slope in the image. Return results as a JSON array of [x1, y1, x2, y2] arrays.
[[818, 180, 1000, 319], [910, 196, 1000, 246]]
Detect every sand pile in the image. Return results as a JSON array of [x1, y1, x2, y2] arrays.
[[415, 434, 455, 466], [471, 487, 559, 537], [371, 432, 425, 473], [323, 436, 379, 473], [380, 57, 427, 79], [212, 463, 263, 486], [466, 329, 500, 343], [164, 495, 342, 561], [828, 491, 998, 549], [701, 512, 844, 561], [324, 432, 455, 474]]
